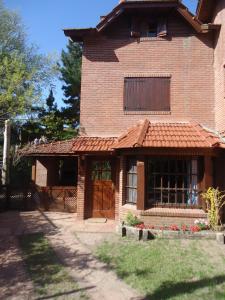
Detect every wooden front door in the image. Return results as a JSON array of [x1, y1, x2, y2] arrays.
[[90, 159, 115, 219]]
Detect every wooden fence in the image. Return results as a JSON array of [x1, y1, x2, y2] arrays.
[[0, 185, 77, 213]]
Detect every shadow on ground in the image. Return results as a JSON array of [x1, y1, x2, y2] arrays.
[[142, 275, 225, 300]]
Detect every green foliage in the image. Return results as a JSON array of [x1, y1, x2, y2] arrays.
[[0, 1, 56, 116], [59, 41, 82, 128], [125, 212, 143, 227], [201, 187, 225, 230], [20, 89, 78, 143]]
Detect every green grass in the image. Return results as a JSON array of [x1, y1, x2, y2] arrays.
[[19, 233, 87, 299], [95, 238, 225, 300]]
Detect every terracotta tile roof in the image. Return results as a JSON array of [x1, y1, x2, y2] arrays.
[[72, 137, 116, 152], [21, 137, 116, 156], [21, 121, 225, 157], [21, 139, 76, 156], [114, 120, 225, 149]]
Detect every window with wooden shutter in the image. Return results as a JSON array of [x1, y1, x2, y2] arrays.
[[124, 77, 170, 111]]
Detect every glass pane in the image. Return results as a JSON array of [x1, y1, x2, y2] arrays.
[[163, 161, 169, 173], [192, 175, 198, 190], [127, 174, 133, 186], [102, 171, 111, 180], [170, 176, 176, 188], [162, 191, 168, 204], [132, 174, 137, 188], [192, 159, 197, 174], [162, 175, 169, 188], [177, 160, 183, 173], [132, 189, 137, 204], [155, 161, 161, 173], [177, 176, 183, 188], [93, 161, 100, 170], [92, 171, 100, 180], [170, 192, 176, 204], [170, 160, 176, 173], [155, 192, 161, 203], [155, 175, 161, 188], [177, 191, 183, 204], [103, 161, 111, 171], [148, 176, 154, 188]]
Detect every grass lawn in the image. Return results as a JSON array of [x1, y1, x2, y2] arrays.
[[19, 233, 87, 299], [95, 238, 225, 300]]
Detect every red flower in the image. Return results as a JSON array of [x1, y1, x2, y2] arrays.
[[190, 225, 201, 233], [169, 225, 180, 231], [181, 225, 188, 232]]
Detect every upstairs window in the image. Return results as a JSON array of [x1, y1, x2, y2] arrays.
[[131, 17, 167, 38], [124, 77, 170, 111], [140, 21, 158, 38]]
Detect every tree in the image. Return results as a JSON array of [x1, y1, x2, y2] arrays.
[[0, 1, 56, 116], [59, 41, 82, 129]]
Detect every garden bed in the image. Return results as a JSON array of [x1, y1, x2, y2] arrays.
[[117, 224, 224, 241]]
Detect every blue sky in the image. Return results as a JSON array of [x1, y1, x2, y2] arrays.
[[4, 0, 198, 106]]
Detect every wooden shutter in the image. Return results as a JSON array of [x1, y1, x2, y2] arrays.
[[124, 77, 170, 111]]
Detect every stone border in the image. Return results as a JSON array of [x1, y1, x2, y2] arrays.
[[117, 224, 225, 243]]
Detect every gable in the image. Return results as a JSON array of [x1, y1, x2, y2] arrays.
[[64, 0, 218, 42]]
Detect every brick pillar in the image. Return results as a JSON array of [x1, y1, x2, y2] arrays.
[[114, 156, 120, 221], [200, 155, 213, 211], [137, 157, 145, 210], [118, 156, 126, 221], [77, 156, 86, 220]]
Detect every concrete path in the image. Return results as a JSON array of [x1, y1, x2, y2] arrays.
[[0, 211, 142, 300]]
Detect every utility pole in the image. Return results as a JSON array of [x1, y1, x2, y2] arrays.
[[2, 120, 11, 185]]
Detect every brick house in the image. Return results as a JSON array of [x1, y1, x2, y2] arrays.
[[24, 0, 225, 225]]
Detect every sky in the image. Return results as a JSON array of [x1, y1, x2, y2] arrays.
[[4, 0, 198, 106]]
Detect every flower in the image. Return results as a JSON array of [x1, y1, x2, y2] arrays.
[[190, 225, 201, 232]]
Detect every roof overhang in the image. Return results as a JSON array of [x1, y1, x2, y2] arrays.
[[63, 28, 97, 42], [64, 0, 219, 42], [196, 0, 216, 23]]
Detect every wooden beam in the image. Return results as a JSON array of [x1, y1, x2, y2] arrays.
[[137, 157, 145, 210]]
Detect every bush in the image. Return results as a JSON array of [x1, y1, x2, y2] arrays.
[[201, 187, 225, 230], [125, 212, 143, 227]]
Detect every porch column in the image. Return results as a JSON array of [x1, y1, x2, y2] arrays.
[[203, 155, 213, 189], [77, 156, 86, 220], [31, 160, 36, 183], [137, 157, 145, 210], [201, 155, 213, 210]]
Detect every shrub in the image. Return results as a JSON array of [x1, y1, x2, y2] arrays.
[[125, 212, 143, 227], [201, 187, 225, 230]]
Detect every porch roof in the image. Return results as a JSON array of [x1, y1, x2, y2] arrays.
[[21, 121, 225, 157], [21, 137, 116, 157], [113, 120, 225, 149]]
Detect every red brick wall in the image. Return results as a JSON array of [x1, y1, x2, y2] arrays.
[[35, 158, 59, 187], [212, 0, 225, 132], [80, 11, 215, 137]]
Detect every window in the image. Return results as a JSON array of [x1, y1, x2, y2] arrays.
[[126, 159, 137, 204], [140, 21, 157, 37], [131, 17, 167, 38], [59, 158, 78, 186], [124, 77, 170, 111], [146, 158, 199, 207], [91, 161, 112, 181]]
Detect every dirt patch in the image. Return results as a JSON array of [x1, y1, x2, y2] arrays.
[[0, 236, 33, 300]]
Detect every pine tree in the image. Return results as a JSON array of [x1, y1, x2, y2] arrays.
[[59, 41, 82, 129]]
